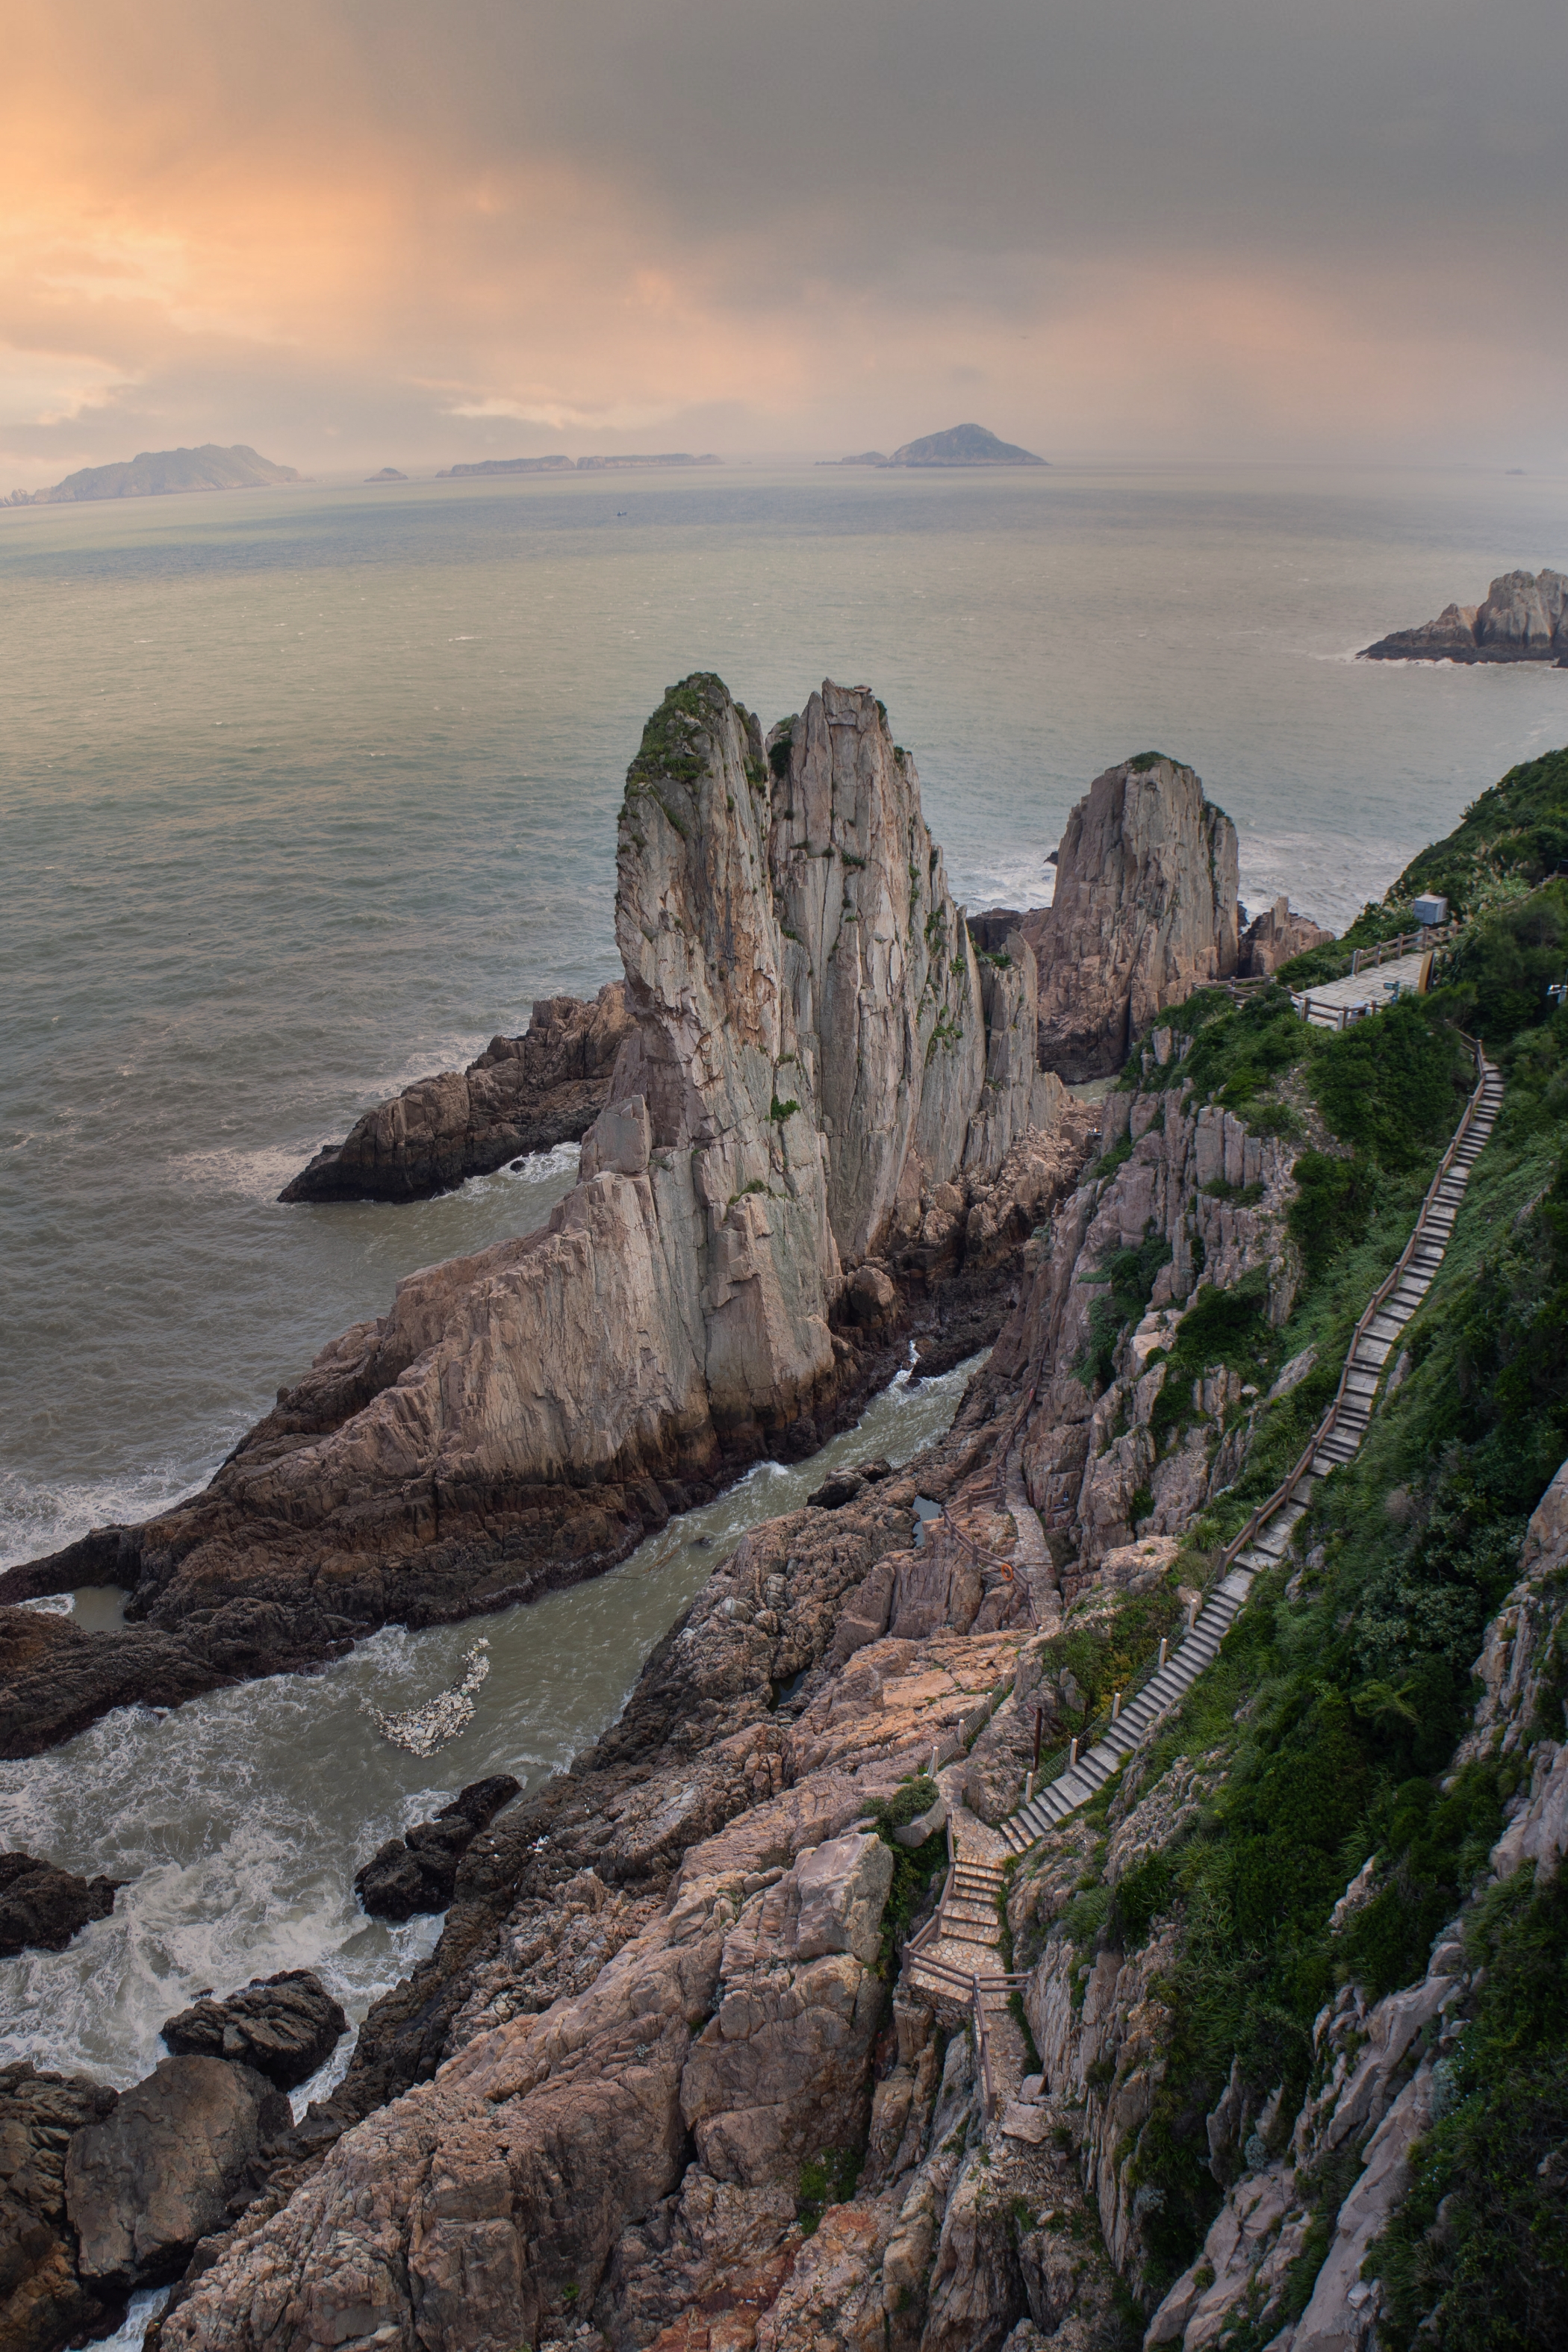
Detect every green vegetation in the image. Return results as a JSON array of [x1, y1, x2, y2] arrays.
[[768, 1095, 800, 1122], [1074, 1229, 1173, 1391], [864, 1776, 949, 1973], [797, 2144, 865, 2236], [1038, 755, 1568, 2318]]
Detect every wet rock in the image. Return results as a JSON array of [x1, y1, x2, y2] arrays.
[[808, 1475, 865, 1511], [279, 984, 632, 1202], [354, 1774, 520, 1921], [65, 2056, 290, 2286], [0, 1852, 118, 1959], [0, 2060, 121, 2352], [161, 1970, 348, 2091]]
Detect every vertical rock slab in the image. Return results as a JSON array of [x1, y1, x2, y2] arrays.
[[1022, 756, 1239, 1080]]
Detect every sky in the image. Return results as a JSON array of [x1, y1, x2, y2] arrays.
[[3, 0, 1565, 487]]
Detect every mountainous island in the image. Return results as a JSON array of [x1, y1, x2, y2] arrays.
[[4, 698, 1568, 2352], [5, 445, 301, 506], [824, 423, 1048, 468], [1360, 567, 1568, 665], [436, 452, 721, 478]]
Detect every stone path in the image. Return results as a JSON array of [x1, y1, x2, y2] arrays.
[[998, 1055, 1502, 1857]]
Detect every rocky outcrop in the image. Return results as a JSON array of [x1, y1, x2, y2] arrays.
[[1019, 756, 1239, 1079], [969, 1078, 1302, 1602], [1238, 896, 1334, 977], [3, 675, 1089, 1759], [66, 2058, 290, 2289], [161, 1973, 348, 2092], [279, 986, 632, 1202], [0, 2062, 121, 2352], [354, 1775, 521, 1921], [143, 1393, 1125, 2352], [1360, 567, 1568, 664], [0, 1853, 118, 1960]]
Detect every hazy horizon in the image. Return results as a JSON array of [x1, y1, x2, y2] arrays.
[[4, 0, 1565, 492]]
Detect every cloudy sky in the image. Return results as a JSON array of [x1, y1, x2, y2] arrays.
[[4, 0, 1564, 485]]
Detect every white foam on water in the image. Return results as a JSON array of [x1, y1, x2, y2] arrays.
[[0, 1351, 983, 2087], [98, 2287, 169, 2352], [0, 1460, 221, 1572]]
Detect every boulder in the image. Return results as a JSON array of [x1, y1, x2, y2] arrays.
[[161, 1970, 347, 2091], [0, 2061, 121, 2352], [1020, 755, 1239, 1080], [355, 1773, 520, 1920], [65, 2057, 289, 2286], [0, 1852, 118, 1959], [279, 984, 632, 1202]]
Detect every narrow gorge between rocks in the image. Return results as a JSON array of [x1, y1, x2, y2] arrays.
[[7, 692, 1568, 2352]]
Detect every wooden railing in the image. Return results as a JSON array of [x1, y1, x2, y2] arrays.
[[1350, 922, 1452, 976], [1210, 1031, 1489, 1582]]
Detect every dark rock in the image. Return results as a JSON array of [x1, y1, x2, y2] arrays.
[[0, 1852, 119, 1959], [355, 1775, 521, 1922], [807, 1475, 864, 1511], [0, 2061, 121, 2352], [64, 2057, 289, 2286], [854, 1458, 893, 1483], [160, 1970, 347, 2091], [1360, 567, 1568, 664], [279, 984, 632, 1202]]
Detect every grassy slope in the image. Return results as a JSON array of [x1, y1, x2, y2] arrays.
[[1023, 747, 1568, 2342]]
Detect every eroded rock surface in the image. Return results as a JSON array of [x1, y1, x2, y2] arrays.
[[1238, 895, 1334, 977], [2, 676, 1091, 1760], [1018, 756, 1239, 1080], [0, 2062, 121, 2352], [354, 1774, 521, 1921], [161, 1973, 348, 2092], [1360, 567, 1568, 664], [0, 1852, 118, 1960], [279, 985, 632, 1203]]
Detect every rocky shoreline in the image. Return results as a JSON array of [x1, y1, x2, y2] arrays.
[[1360, 565, 1568, 665]]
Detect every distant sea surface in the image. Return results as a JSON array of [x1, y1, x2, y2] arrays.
[[4, 461, 1566, 1568], [5, 461, 1567, 2091]]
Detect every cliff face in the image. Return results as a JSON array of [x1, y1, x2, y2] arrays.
[[279, 986, 632, 1202], [1020, 756, 1239, 1080], [1360, 567, 1568, 664], [0, 676, 1089, 1757]]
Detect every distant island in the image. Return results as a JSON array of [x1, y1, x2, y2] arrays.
[[5, 444, 300, 506], [364, 468, 407, 483], [820, 421, 1048, 468], [436, 452, 721, 479], [1360, 567, 1568, 666]]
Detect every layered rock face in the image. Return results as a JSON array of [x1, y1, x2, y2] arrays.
[[1238, 895, 1334, 977], [1360, 567, 1568, 664], [1019, 756, 1239, 1080], [279, 985, 632, 1203], [1, 676, 1086, 1757]]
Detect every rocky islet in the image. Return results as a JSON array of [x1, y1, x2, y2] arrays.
[[1360, 567, 1568, 665]]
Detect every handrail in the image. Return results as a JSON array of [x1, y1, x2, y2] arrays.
[[1009, 1033, 1493, 1824], [1211, 1032, 1488, 1584]]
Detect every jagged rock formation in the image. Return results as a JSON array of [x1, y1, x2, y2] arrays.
[[161, 1973, 348, 2093], [1360, 567, 1568, 664], [0, 676, 1089, 1758], [0, 1853, 118, 1959], [0, 2062, 121, 2352], [1238, 895, 1334, 977], [354, 1775, 521, 1920], [968, 1078, 1302, 1600], [1018, 756, 1239, 1079], [279, 986, 632, 1202]]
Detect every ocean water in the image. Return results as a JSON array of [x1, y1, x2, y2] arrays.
[[3, 462, 1567, 2083], [0, 1353, 976, 2085]]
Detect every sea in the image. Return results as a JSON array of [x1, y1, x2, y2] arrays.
[[3, 460, 1566, 2085]]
